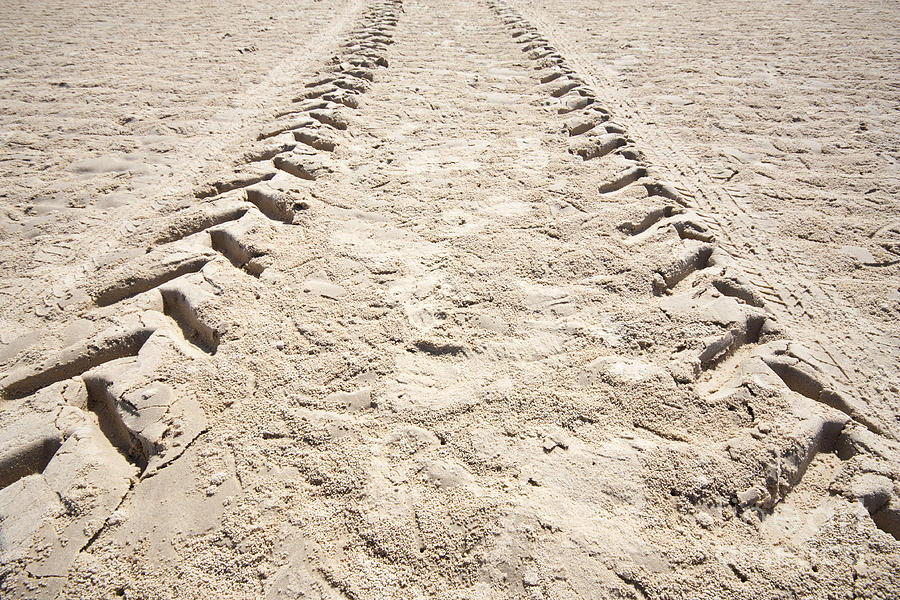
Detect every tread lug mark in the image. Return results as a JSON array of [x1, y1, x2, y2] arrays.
[[308, 109, 350, 130], [257, 118, 316, 141], [208, 210, 273, 277], [617, 146, 644, 162], [1, 315, 208, 472], [620, 206, 714, 245], [618, 205, 684, 236], [322, 90, 361, 109], [694, 313, 767, 371], [0, 429, 61, 491], [710, 273, 767, 308], [241, 142, 297, 163], [528, 49, 557, 61], [662, 287, 772, 382], [245, 185, 304, 223], [274, 151, 334, 181], [194, 167, 275, 198], [278, 99, 331, 117], [82, 368, 154, 471], [759, 343, 885, 436], [331, 77, 371, 94], [91, 245, 218, 307], [333, 67, 375, 82], [0, 387, 136, 586], [652, 242, 715, 295], [556, 97, 592, 114], [604, 121, 627, 135], [745, 408, 849, 511], [150, 199, 252, 245], [565, 112, 608, 136], [293, 127, 339, 152], [539, 69, 565, 84], [1, 323, 155, 400], [344, 56, 380, 70], [82, 352, 207, 475], [643, 181, 693, 207], [597, 165, 647, 194], [725, 351, 899, 540], [305, 76, 339, 89], [569, 133, 626, 160], [299, 84, 337, 100], [160, 276, 222, 354]]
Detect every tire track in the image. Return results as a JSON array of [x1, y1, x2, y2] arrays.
[[487, 0, 900, 542], [224, 0, 898, 595], [490, 0, 785, 385], [497, 0, 899, 441], [0, 1, 404, 595], [4, 0, 897, 596]]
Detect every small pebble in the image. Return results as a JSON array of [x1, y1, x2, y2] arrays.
[[107, 510, 128, 526], [696, 512, 714, 529]]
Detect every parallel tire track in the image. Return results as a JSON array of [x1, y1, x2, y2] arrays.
[[500, 0, 900, 441], [0, 1, 403, 594], [488, 0, 899, 540]]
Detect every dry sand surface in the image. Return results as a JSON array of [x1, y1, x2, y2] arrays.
[[1, 0, 898, 598]]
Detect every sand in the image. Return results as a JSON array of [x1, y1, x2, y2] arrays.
[[0, 0, 898, 598]]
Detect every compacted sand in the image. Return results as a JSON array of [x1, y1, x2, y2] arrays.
[[1, 0, 898, 598]]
